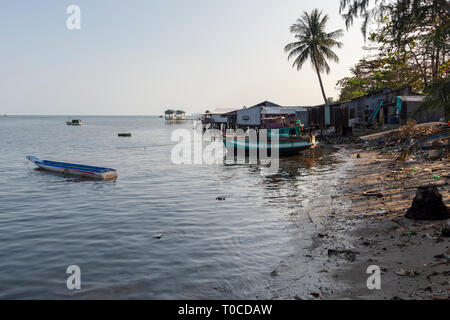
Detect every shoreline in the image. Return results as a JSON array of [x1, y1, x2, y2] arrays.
[[267, 146, 357, 299], [269, 141, 450, 300], [330, 146, 450, 300]]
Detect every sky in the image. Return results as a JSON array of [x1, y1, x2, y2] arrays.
[[0, 0, 368, 115]]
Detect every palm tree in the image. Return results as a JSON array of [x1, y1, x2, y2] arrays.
[[285, 9, 344, 105]]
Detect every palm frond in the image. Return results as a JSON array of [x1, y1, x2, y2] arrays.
[[284, 41, 305, 53], [293, 48, 311, 70], [320, 47, 340, 64], [286, 43, 309, 61]]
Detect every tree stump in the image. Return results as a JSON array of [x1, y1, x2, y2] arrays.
[[405, 186, 450, 220]]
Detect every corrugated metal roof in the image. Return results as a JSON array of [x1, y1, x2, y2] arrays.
[[250, 101, 281, 108], [398, 96, 425, 102], [262, 106, 308, 114]]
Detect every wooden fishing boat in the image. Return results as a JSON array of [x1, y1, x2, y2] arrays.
[[66, 119, 82, 126], [221, 125, 317, 155], [26, 156, 118, 180]]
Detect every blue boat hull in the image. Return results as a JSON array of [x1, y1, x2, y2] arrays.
[[221, 133, 317, 155], [26, 156, 118, 180]]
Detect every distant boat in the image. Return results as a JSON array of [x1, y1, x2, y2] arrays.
[[26, 156, 118, 180], [66, 119, 82, 126], [118, 133, 132, 137], [4, 114, 7, 117]]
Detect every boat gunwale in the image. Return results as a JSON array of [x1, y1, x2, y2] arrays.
[[223, 140, 316, 150], [220, 132, 313, 144], [27, 157, 116, 173]]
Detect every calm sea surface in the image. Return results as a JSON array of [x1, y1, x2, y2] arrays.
[[0, 116, 349, 299]]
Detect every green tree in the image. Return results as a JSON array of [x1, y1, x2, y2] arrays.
[[285, 9, 344, 104], [417, 76, 450, 119], [336, 1, 449, 101], [339, 0, 450, 39]]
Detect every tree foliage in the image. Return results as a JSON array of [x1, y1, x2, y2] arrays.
[[336, 0, 449, 103], [340, 0, 450, 39], [418, 75, 450, 118]]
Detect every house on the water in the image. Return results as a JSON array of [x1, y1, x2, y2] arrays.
[[214, 101, 310, 130], [165, 109, 186, 121], [201, 87, 440, 135]]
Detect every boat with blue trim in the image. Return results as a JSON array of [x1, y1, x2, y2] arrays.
[[221, 121, 317, 155], [26, 156, 118, 180]]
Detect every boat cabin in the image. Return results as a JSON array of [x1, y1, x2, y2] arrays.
[[66, 119, 82, 125]]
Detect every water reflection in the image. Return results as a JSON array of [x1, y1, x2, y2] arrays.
[[0, 117, 348, 299]]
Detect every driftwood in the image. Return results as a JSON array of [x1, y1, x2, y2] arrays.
[[362, 190, 384, 197]]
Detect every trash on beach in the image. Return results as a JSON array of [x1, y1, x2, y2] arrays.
[[395, 269, 418, 277], [441, 228, 450, 237], [443, 249, 450, 259], [362, 190, 384, 198], [433, 175, 441, 179], [327, 248, 359, 262], [154, 233, 164, 239], [359, 121, 449, 163]]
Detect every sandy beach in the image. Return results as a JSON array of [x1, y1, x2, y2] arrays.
[[332, 146, 450, 300], [269, 135, 450, 300]]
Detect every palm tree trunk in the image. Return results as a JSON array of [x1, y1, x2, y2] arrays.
[[312, 55, 328, 105]]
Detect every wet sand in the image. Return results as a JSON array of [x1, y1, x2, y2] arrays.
[[332, 148, 450, 300], [269, 145, 450, 300]]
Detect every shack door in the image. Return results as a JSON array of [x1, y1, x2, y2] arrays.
[[325, 106, 331, 126]]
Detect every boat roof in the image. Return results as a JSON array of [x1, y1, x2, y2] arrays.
[[397, 96, 425, 102]]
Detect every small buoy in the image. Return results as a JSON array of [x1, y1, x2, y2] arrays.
[[118, 133, 132, 137]]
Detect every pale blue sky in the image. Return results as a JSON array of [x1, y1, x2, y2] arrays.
[[0, 0, 367, 115]]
